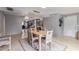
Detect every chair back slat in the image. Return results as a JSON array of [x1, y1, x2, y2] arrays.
[[46, 31, 53, 41]]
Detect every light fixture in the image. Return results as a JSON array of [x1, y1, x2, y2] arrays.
[[24, 16, 29, 19], [41, 6, 46, 8]]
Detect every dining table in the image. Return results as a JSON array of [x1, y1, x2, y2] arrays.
[[31, 30, 46, 51]]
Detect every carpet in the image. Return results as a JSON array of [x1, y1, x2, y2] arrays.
[[51, 41, 67, 51], [19, 39, 67, 51]]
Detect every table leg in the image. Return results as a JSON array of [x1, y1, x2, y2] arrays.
[[39, 35, 42, 51], [9, 37, 11, 51]]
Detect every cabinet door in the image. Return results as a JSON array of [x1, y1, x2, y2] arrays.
[[64, 15, 77, 37]]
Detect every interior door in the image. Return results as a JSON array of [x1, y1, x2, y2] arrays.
[[64, 15, 77, 37]]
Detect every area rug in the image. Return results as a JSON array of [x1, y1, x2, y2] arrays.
[[19, 39, 67, 51], [51, 41, 67, 51], [18, 39, 35, 51]]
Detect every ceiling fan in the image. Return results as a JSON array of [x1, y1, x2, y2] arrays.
[[6, 7, 14, 11]]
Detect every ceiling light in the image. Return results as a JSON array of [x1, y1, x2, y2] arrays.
[[24, 16, 29, 19], [41, 7, 46, 8]]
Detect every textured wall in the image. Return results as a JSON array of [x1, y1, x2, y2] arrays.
[[43, 14, 64, 37], [5, 14, 24, 34], [64, 15, 77, 37]]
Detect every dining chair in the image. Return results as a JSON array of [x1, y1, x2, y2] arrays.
[[42, 31, 53, 51], [22, 29, 27, 39], [30, 28, 39, 49]]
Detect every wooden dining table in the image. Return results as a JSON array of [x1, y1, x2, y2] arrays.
[[31, 30, 46, 51]]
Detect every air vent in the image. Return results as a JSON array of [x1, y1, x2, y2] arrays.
[[6, 7, 13, 11]]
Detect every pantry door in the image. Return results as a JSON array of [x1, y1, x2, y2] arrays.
[[64, 15, 77, 37]]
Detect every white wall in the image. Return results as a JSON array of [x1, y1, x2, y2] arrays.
[[43, 14, 64, 37], [0, 12, 5, 33], [77, 15, 79, 31], [5, 14, 24, 34], [64, 15, 77, 37]]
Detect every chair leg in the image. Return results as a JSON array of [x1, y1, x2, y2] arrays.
[[32, 39, 35, 48], [45, 42, 47, 51], [32, 40, 34, 47], [46, 42, 48, 51], [50, 42, 52, 51], [9, 37, 11, 51], [45, 45, 47, 51]]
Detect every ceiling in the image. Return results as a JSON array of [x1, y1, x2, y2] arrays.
[[0, 7, 79, 17]]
